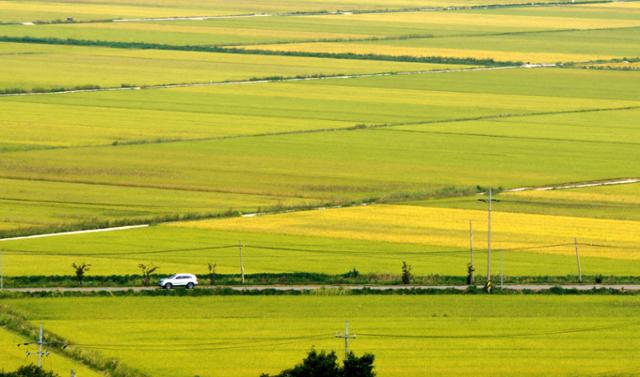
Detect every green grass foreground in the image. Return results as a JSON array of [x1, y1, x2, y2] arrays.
[[1, 295, 639, 377]]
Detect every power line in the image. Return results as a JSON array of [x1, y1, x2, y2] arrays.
[[2, 245, 237, 257], [67, 333, 334, 352]]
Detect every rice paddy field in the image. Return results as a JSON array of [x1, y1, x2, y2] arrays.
[[0, 42, 452, 91], [0, 0, 596, 23], [0, 0, 639, 375], [0, 327, 101, 377], [0, 68, 639, 236], [2, 295, 640, 377]]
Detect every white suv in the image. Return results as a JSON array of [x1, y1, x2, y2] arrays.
[[159, 274, 198, 289]]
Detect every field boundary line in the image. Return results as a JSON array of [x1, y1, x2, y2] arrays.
[[506, 178, 640, 192], [0, 175, 320, 199], [0, 64, 527, 98], [224, 25, 640, 48], [366, 105, 640, 130], [0, 224, 149, 241], [377, 128, 640, 147]]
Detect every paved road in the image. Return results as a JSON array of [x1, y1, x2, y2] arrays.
[[4, 284, 639, 293]]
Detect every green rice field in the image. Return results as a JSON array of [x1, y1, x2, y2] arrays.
[[2, 295, 640, 377], [0, 0, 639, 375], [0, 0, 595, 23]]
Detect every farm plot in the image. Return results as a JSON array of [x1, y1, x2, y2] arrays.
[[0, 327, 101, 377], [462, 1, 640, 20], [2, 295, 640, 377], [172, 204, 640, 261], [3, 121, 640, 205], [244, 26, 640, 64], [408, 183, 640, 221], [0, 41, 446, 92], [3, 67, 639, 147], [390, 107, 640, 147], [3, 6, 640, 48], [0, 0, 596, 23], [2, 199, 640, 277], [0, 177, 309, 236], [1, 68, 639, 233]]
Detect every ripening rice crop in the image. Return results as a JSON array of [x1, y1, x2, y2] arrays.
[[172, 204, 640, 260]]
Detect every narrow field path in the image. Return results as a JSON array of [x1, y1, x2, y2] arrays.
[[0, 64, 530, 99], [3, 284, 640, 293], [0, 224, 148, 242], [507, 178, 640, 192]]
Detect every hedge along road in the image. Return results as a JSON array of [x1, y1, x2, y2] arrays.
[[4, 284, 640, 293]]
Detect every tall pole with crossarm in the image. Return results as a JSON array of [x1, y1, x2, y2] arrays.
[[336, 321, 356, 359], [478, 188, 499, 292]]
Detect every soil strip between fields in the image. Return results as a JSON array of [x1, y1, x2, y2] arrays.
[[506, 178, 640, 192], [0, 64, 530, 98], [0, 224, 149, 241]]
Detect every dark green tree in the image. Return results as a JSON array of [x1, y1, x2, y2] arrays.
[[0, 365, 58, 377], [401, 261, 412, 285], [71, 262, 91, 286], [261, 349, 375, 377], [138, 263, 158, 286], [343, 352, 376, 377], [207, 263, 217, 285]]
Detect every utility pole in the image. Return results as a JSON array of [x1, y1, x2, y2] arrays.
[[239, 241, 245, 284], [17, 323, 48, 366], [37, 322, 45, 368], [574, 238, 582, 283], [500, 248, 504, 289], [468, 220, 474, 285], [0, 247, 3, 290], [336, 321, 356, 359], [487, 187, 492, 287], [478, 188, 499, 292]]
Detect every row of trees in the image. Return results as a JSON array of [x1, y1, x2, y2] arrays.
[[70, 262, 218, 286], [261, 349, 375, 377], [6, 349, 374, 377], [71, 261, 416, 286]]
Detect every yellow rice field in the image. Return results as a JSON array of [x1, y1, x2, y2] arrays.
[[311, 11, 640, 30], [239, 42, 609, 64], [504, 186, 640, 208], [170, 204, 640, 260]]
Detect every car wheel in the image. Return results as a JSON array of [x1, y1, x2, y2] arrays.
[[164, 283, 173, 289], [186, 282, 194, 289]]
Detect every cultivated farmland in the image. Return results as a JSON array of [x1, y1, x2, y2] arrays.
[[1, 68, 639, 236], [0, 0, 638, 376], [3, 295, 640, 377]]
